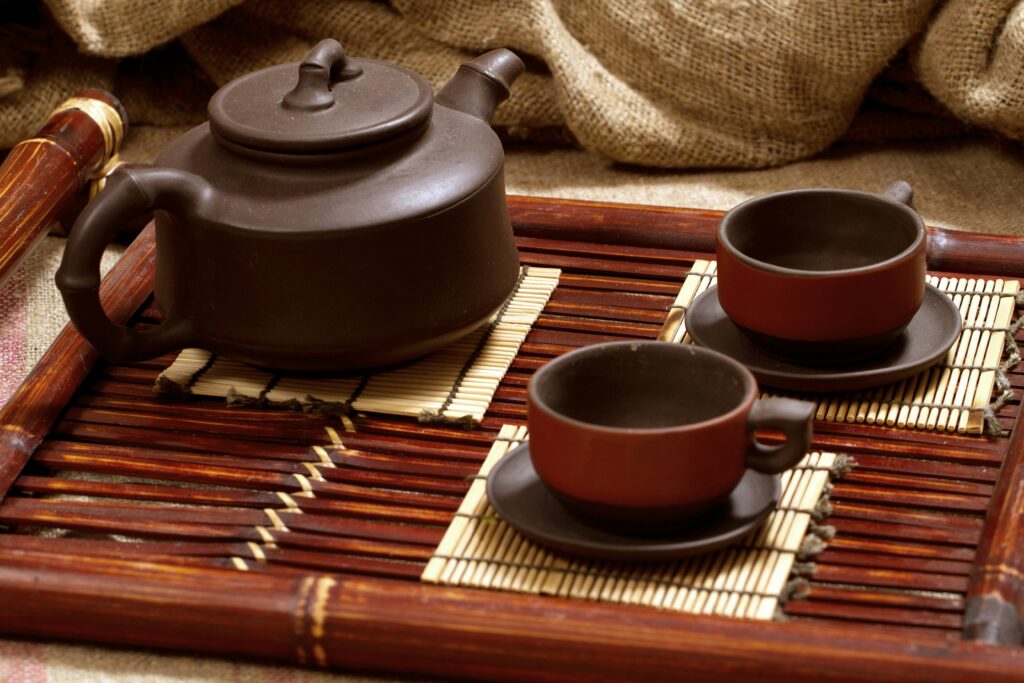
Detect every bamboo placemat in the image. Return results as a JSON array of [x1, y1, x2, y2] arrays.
[[659, 260, 1023, 435], [422, 425, 848, 621], [156, 267, 560, 426]]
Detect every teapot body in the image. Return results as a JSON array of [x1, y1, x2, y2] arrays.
[[152, 117, 519, 371], [57, 43, 526, 371]]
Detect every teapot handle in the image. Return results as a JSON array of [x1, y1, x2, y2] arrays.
[[56, 165, 207, 361]]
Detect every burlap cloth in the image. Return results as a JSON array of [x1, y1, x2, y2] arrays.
[[2, 1, 1024, 680], [2, 0, 1024, 167]]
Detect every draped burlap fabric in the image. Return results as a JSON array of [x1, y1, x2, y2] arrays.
[[913, 0, 1024, 141], [1, 0, 1023, 168]]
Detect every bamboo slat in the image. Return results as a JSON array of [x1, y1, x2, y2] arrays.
[[0, 89, 126, 287]]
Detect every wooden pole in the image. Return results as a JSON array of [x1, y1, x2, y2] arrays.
[[506, 195, 1024, 277], [0, 223, 155, 501], [0, 88, 126, 287], [964, 418, 1024, 645], [1, 552, 1023, 682]]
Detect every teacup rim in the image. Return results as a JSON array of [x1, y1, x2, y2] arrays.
[[717, 187, 925, 278], [528, 341, 757, 435]]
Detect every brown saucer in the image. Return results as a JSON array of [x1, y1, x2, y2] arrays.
[[687, 284, 961, 393], [485, 442, 779, 561]]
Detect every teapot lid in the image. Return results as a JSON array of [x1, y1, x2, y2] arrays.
[[208, 39, 433, 153]]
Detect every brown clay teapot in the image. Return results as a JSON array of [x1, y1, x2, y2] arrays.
[[57, 39, 525, 371]]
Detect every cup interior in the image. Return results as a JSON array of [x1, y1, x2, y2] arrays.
[[532, 343, 751, 430], [720, 191, 921, 272]]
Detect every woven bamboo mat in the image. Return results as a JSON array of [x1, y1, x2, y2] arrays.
[[156, 267, 560, 426], [659, 260, 1023, 435], [422, 425, 848, 620]]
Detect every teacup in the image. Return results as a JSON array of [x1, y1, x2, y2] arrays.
[[526, 341, 814, 528], [715, 181, 926, 363]]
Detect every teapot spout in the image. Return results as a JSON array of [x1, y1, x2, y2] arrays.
[[437, 49, 525, 124]]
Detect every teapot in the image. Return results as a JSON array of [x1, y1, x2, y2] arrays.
[[57, 39, 526, 371]]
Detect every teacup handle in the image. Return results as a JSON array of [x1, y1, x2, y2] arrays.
[[56, 165, 208, 362], [745, 398, 815, 474]]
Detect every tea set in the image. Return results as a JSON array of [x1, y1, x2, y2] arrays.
[[55, 40, 961, 560], [489, 182, 959, 558]]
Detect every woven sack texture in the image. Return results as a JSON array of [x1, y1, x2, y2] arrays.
[[0, 0, 1022, 168], [913, 0, 1024, 141]]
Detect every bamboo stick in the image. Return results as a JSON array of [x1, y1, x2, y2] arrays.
[[0, 90, 127, 287]]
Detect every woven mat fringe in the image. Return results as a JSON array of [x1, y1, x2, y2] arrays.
[[153, 374, 194, 400], [981, 313, 1024, 436], [418, 409, 479, 429], [223, 387, 310, 414], [777, 455, 853, 617], [158, 369, 491, 426], [155, 382, 528, 429], [301, 396, 354, 419]]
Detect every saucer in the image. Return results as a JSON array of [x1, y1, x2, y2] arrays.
[[485, 443, 780, 561], [686, 284, 961, 393]]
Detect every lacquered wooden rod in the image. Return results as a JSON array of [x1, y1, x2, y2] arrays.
[[0, 89, 126, 287], [1, 552, 1023, 682], [964, 414, 1024, 645], [0, 222, 155, 502], [507, 195, 1024, 276]]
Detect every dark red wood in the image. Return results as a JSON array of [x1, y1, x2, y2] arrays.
[[13, 475, 284, 508], [805, 584, 964, 611], [0, 89, 126, 287], [827, 517, 980, 546], [825, 535, 977, 563], [828, 501, 985, 532], [829, 483, 989, 513], [839, 470, 993, 496], [808, 565, 968, 593], [813, 549, 973, 576], [3, 553, 1023, 682], [848, 454, 1000, 482], [507, 195, 1024, 276], [0, 223, 155, 501], [0, 535, 246, 558], [783, 600, 963, 630], [785, 618, 959, 643], [964, 406, 1024, 644]]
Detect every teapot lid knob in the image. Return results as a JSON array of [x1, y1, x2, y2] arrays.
[[282, 39, 363, 111]]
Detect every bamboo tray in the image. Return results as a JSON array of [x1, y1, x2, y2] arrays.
[[2, 196, 1024, 682]]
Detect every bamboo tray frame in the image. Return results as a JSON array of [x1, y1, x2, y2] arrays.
[[2, 196, 1024, 682]]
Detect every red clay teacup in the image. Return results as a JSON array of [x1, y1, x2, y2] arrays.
[[526, 341, 814, 528], [715, 181, 926, 363]]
